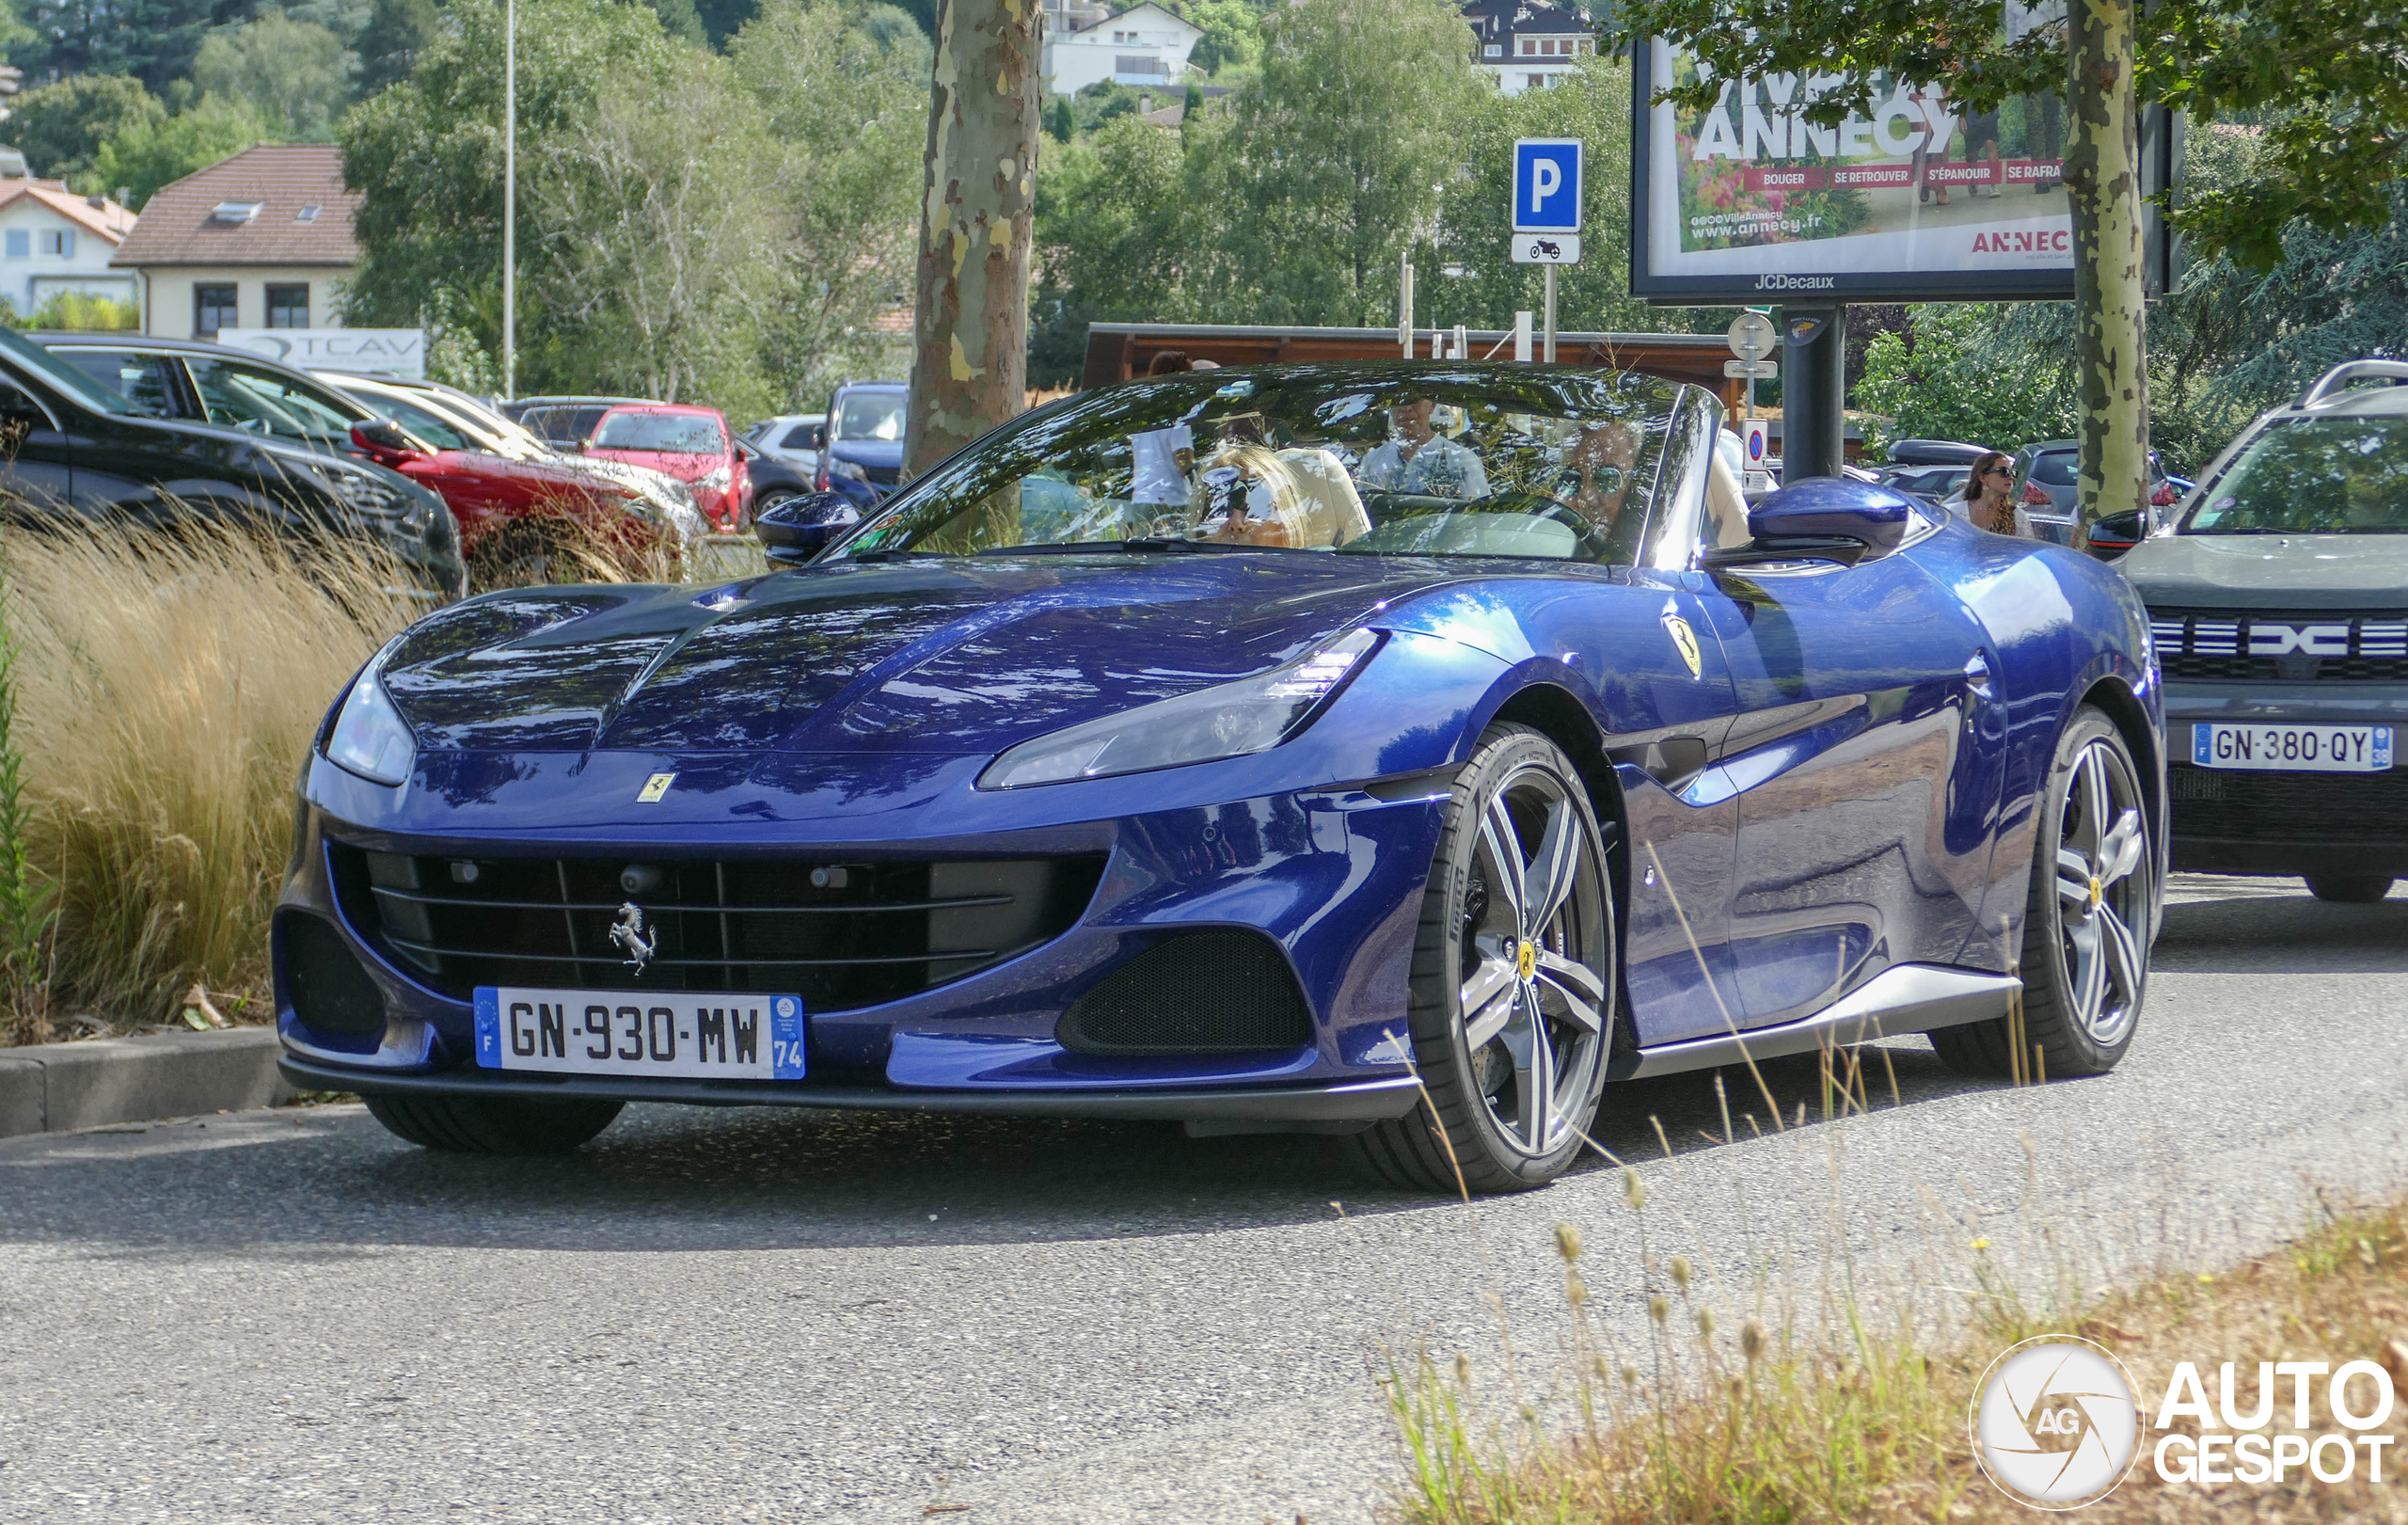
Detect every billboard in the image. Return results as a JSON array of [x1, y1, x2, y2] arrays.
[[214, 328, 426, 380], [1629, 35, 2171, 304]]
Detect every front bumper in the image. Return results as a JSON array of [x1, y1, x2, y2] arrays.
[[272, 758, 1457, 1124], [2161, 678, 2408, 875]]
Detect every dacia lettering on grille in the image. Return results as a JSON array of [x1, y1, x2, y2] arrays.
[[2248, 623, 2351, 658]]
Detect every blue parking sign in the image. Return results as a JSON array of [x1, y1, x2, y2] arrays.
[[1513, 138, 1583, 233]]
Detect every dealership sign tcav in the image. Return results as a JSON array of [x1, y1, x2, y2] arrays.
[[216, 328, 426, 381]]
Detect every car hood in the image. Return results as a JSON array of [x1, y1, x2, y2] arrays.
[[828, 439, 903, 468], [2119, 532, 2408, 609], [588, 448, 723, 483], [380, 554, 1469, 755]]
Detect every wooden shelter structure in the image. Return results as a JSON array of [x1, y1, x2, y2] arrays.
[[1081, 322, 1746, 409]]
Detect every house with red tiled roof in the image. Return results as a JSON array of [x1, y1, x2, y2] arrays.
[[109, 145, 362, 340], [0, 177, 137, 317]]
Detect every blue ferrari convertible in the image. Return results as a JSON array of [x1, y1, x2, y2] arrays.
[[276, 362, 2162, 1192]]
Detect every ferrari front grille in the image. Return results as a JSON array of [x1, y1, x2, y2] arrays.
[[2150, 608, 2408, 681], [327, 843, 1105, 1012]]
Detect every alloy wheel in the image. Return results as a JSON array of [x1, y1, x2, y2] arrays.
[[2052, 738, 2149, 1047], [1457, 762, 1610, 1158]]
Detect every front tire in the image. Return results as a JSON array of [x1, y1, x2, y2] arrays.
[[1353, 724, 1616, 1194], [1933, 706, 2153, 1079], [364, 1093, 625, 1154], [2307, 874, 2394, 903]]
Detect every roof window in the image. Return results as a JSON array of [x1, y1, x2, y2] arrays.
[[294, 202, 323, 223], [207, 201, 262, 227]]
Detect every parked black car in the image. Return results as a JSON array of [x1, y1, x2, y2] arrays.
[[2119, 360, 2408, 902], [0, 326, 465, 598]]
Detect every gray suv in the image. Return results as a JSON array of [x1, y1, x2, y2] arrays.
[[2117, 360, 2408, 901]]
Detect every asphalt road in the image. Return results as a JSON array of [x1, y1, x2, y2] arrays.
[[3, 874, 2405, 1525]]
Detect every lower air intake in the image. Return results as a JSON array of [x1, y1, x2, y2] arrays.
[[280, 912, 388, 1035], [1057, 929, 1314, 1056]]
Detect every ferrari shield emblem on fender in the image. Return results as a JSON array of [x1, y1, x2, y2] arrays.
[[1662, 614, 1703, 678], [637, 771, 675, 802]]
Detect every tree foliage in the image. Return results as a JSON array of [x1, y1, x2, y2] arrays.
[[1030, 11, 1664, 385], [89, 94, 270, 207], [343, 0, 925, 415], [193, 9, 357, 138], [7, 74, 165, 183], [1192, 0, 1486, 325], [355, 0, 440, 94]]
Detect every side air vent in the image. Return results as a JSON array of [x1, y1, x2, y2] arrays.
[[279, 912, 388, 1035], [1057, 929, 1314, 1056]]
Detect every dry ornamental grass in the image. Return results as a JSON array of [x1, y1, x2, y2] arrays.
[[2, 518, 420, 1036]]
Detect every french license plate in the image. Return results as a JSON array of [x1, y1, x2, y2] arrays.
[[2192, 723, 2395, 772], [473, 988, 806, 1079]]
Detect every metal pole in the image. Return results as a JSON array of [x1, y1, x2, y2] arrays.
[[1397, 252, 1414, 358], [1513, 310, 1531, 362], [502, 0, 516, 402], [1541, 265, 1557, 363]]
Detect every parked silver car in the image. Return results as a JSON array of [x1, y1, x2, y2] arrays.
[[742, 412, 825, 477], [2117, 360, 2408, 902]]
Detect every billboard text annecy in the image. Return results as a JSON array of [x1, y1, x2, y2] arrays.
[[1629, 26, 2162, 303]]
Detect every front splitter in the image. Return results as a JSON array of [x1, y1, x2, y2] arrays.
[[278, 1054, 1424, 1123]]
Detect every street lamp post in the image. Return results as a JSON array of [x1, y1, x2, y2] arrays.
[[502, 0, 515, 402]]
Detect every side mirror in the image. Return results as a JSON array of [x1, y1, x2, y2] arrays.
[[350, 419, 418, 464], [1704, 477, 1915, 570], [753, 490, 860, 565], [807, 424, 827, 450]]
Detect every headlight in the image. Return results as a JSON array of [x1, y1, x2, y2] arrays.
[[978, 628, 1380, 790], [321, 461, 408, 516], [827, 456, 867, 483], [697, 465, 732, 492], [325, 637, 416, 786]]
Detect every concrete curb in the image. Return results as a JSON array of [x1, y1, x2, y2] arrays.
[[0, 1027, 293, 1137]]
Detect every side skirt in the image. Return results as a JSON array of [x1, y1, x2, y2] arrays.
[[1613, 963, 2021, 1082]]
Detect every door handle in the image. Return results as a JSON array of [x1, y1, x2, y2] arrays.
[[1962, 652, 1993, 697]]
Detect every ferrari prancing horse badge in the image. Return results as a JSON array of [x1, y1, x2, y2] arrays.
[[1662, 614, 1703, 678]]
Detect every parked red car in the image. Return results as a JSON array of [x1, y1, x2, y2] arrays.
[[580, 403, 749, 531], [325, 410, 674, 581]]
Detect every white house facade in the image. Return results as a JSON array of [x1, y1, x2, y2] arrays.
[[1042, 1, 1202, 95], [0, 181, 136, 316], [1462, 0, 1599, 95], [109, 146, 360, 340]]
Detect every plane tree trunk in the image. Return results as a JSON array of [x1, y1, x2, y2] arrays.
[[904, 0, 1041, 479], [2065, 0, 2149, 548]]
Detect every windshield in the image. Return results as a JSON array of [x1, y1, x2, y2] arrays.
[[2184, 417, 2408, 535], [189, 358, 368, 448], [834, 390, 905, 442], [834, 366, 1679, 564], [0, 325, 141, 415], [334, 386, 470, 453], [594, 409, 724, 453]]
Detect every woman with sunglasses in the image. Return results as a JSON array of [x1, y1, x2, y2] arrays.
[[1960, 451, 2031, 536]]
